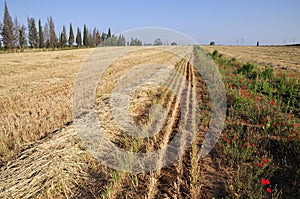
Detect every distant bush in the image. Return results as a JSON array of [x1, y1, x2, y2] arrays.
[[212, 50, 219, 57], [238, 63, 254, 75], [250, 71, 258, 80], [237, 63, 258, 79], [261, 67, 273, 79], [210, 41, 215, 45]]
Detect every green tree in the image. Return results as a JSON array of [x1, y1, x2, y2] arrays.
[[117, 34, 126, 46], [43, 22, 50, 48], [69, 23, 74, 47], [92, 27, 97, 47], [13, 16, 19, 48], [76, 27, 82, 47], [27, 17, 38, 48], [18, 25, 27, 50], [38, 19, 44, 48], [60, 25, 67, 48], [0, 22, 2, 48], [88, 29, 94, 47], [48, 16, 57, 48], [1, 1, 14, 49], [83, 24, 88, 47], [107, 27, 111, 38], [101, 32, 107, 46], [95, 30, 101, 46], [154, 38, 162, 46]]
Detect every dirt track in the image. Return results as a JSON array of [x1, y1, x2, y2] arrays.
[[0, 46, 227, 198]]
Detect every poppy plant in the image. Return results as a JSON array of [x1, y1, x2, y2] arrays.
[[263, 158, 268, 163], [258, 162, 263, 168], [266, 187, 272, 193], [261, 178, 267, 186]]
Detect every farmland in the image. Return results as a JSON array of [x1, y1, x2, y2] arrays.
[[203, 45, 300, 72], [0, 46, 299, 198]]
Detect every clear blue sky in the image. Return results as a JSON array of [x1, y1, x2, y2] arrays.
[[1, 0, 300, 45]]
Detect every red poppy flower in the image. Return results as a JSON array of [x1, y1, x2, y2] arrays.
[[258, 162, 263, 168], [244, 142, 248, 147], [252, 143, 256, 147], [263, 158, 268, 163], [223, 137, 227, 141], [227, 140, 231, 144], [271, 99, 275, 106], [261, 178, 266, 185], [263, 117, 267, 123], [266, 187, 272, 193], [265, 179, 270, 185]]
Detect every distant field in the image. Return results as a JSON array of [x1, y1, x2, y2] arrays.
[[203, 45, 300, 72]]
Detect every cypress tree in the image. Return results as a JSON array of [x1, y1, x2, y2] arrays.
[[38, 19, 44, 48], [27, 17, 38, 48], [43, 22, 50, 48], [83, 24, 88, 47], [13, 16, 19, 48], [69, 23, 74, 47], [61, 25, 67, 48], [107, 27, 111, 38], [1, 1, 14, 49], [95, 30, 101, 46], [76, 27, 82, 47], [48, 17, 57, 48], [18, 25, 27, 49]]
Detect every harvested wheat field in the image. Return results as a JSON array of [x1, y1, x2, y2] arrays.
[[0, 48, 93, 162], [203, 45, 300, 72], [1, 45, 299, 198], [0, 46, 229, 198]]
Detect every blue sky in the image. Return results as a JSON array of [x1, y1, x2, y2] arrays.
[[1, 0, 299, 45]]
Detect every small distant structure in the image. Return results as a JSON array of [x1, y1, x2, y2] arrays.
[[171, 42, 177, 46], [257, 41, 260, 46], [209, 41, 215, 46]]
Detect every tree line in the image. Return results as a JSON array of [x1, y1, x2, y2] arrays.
[[0, 1, 174, 51], [0, 1, 129, 51]]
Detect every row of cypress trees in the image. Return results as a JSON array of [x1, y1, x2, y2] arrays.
[[0, 1, 125, 50]]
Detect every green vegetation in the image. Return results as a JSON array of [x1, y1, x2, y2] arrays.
[[206, 48, 300, 198]]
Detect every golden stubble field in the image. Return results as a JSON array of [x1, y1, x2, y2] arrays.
[[203, 46, 300, 72], [0, 48, 93, 162], [1, 46, 223, 198], [0, 46, 299, 198]]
